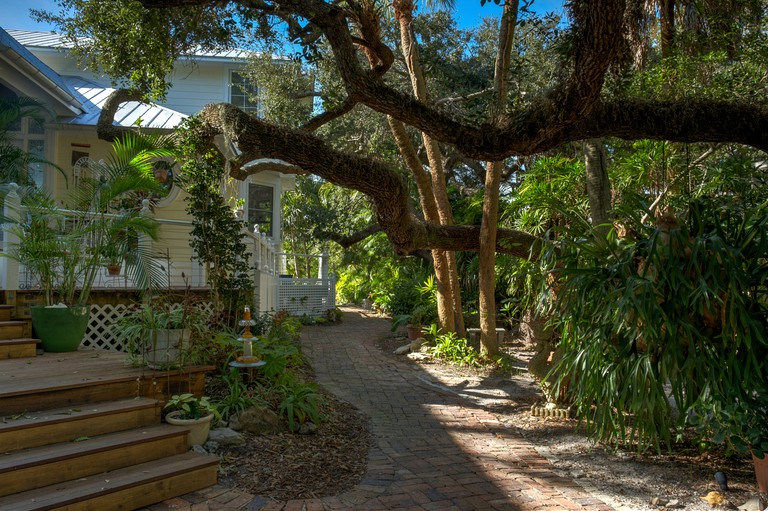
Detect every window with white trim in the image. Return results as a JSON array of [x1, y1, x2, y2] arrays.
[[8, 116, 46, 188], [247, 183, 273, 237], [229, 71, 259, 114]]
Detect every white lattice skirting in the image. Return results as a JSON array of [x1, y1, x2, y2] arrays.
[[277, 278, 335, 317], [83, 302, 213, 351], [84, 303, 131, 350]]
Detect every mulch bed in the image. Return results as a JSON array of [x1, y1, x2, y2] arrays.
[[210, 385, 371, 500]]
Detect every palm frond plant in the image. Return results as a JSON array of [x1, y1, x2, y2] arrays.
[[2, 132, 171, 351], [541, 197, 768, 455], [114, 290, 209, 369]]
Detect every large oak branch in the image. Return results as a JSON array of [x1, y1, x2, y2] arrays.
[[569, 99, 768, 151], [136, 0, 768, 156], [197, 103, 540, 257]]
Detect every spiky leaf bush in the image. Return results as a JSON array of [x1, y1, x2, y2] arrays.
[[542, 198, 768, 452]]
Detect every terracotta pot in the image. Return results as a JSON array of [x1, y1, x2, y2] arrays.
[[106, 263, 121, 275], [754, 452, 768, 492], [406, 324, 422, 341], [165, 410, 214, 447]]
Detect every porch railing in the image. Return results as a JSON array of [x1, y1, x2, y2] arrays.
[[1, 183, 335, 333]]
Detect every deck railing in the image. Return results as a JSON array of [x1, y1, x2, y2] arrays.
[[1, 183, 335, 331]]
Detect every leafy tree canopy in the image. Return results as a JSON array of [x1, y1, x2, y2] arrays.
[[35, 0, 768, 257]]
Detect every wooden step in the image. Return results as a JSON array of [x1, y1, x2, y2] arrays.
[[0, 305, 14, 321], [0, 321, 27, 340], [0, 451, 218, 511], [0, 338, 39, 359], [0, 350, 212, 416], [0, 424, 190, 497], [0, 398, 161, 453]]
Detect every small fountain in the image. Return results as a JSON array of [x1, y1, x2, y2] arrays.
[[229, 306, 265, 375]]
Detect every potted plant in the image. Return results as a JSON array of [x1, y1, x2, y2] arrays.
[[3, 133, 168, 352], [391, 304, 436, 340], [114, 293, 206, 369], [164, 393, 219, 446], [102, 241, 125, 275], [697, 392, 768, 492]]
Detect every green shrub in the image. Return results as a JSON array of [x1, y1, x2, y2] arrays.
[[268, 314, 302, 344], [278, 381, 323, 431], [215, 368, 263, 421], [542, 198, 768, 452], [429, 331, 480, 367]]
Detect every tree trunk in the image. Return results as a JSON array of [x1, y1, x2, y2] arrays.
[[386, 117, 454, 331], [660, 0, 676, 59], [479, 160, 503, 355], [584, 138, 612, 231], [394, 0, 461, 333], [446, 252, 465, 337], [479, 1, 519, 356]]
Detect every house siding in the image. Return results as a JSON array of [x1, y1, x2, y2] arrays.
[[2, 29, 313, 313], [51, 128, 113, 198], [28, 47, 245, 118]]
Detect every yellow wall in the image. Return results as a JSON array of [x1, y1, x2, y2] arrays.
[[50, 126, 189, 221], [46, 125, 292, 288], [50, 126, 196, 276]]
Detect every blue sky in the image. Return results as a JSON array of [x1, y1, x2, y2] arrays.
[[454, 0, 565, 28], [5, 0, 58, 31], [6, 0, 565, 32]]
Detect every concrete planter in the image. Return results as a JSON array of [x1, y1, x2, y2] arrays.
[[165, 410, 214, 447], [145, 328, 190, 369]]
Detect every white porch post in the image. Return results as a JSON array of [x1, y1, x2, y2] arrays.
[[270, 234, 279, 312], [138, 199, 154, 255], [318, 249, 329, 280], [2, 183, 21, 291]]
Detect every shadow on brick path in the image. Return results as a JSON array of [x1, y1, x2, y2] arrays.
[[151, 307, 613, 511]]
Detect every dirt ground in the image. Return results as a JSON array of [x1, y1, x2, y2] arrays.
[[378, 333, 766, 511], [212, 328, 767, 511]]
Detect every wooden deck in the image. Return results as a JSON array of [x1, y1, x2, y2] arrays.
[[0, 348, 213, 415], [0, 347, 218, 510]]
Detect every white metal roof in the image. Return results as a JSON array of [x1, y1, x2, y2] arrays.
[[6, 29, 251, 60], [0, 27, 83, 114], [64, 75, 187, 129], [4, 29, 76, 49], [1, 28, 186, 128]]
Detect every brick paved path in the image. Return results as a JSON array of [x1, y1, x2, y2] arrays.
[[157, 308, 613, 511]]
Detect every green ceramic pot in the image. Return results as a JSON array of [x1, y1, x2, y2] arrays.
[[31, 305, 90, 352]]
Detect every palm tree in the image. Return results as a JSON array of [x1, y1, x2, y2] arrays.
[[7, 132, 172, 306]]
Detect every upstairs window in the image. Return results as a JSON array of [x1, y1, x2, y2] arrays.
[[229, 71, 259, 114], [247, 183, 273, 237]]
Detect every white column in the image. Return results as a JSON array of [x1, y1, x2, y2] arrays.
[[2, 183, 21, 291], [318, 249, 329, 280]]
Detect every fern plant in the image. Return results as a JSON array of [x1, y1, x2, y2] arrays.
[[541, 198, 768, 452], [429, 331, 480, 367]]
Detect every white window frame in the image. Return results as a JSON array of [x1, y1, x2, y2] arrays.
[[8, 116, 49, 190], [246, 182, 275, 239], [228, 70, 259, 114]]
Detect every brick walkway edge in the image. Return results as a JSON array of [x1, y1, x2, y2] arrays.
[[147, 308, 613, 511]]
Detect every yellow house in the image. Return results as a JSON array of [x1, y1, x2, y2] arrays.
[[0, 27, 334, 345]]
